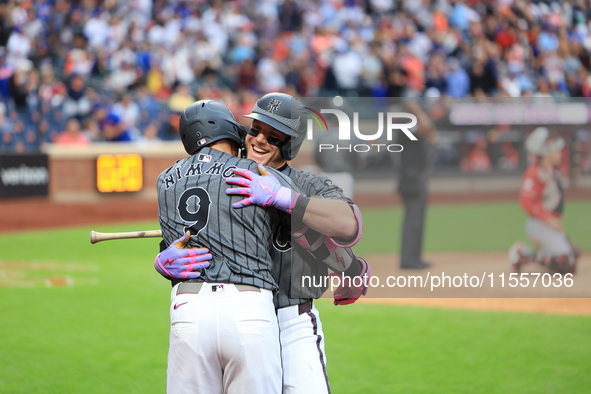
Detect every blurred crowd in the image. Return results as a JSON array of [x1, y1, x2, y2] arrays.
[[0, 0, 591, 158]]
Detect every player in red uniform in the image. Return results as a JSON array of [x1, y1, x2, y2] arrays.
[[509, 127, 580, 274]]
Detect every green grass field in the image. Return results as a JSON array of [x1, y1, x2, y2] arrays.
[[0, 201, 590, 393]]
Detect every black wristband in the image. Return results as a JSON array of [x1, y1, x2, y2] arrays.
[[292, 194, 310, 223], [343, 257, 362, 278]]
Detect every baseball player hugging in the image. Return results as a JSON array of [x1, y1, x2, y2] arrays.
[[509, 127, 580, 274], [155, 93, 371, 394], [155, 100, 307, 394]]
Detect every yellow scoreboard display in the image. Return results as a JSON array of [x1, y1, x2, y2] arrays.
[[96, 154, 143, 193]]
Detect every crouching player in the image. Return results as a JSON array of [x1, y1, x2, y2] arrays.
[[509, 127, 580, 274]]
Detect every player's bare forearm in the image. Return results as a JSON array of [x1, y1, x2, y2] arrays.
[[302, 198, 358, 239]]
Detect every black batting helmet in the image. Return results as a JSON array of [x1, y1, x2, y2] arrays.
[[244, 93, 306, 160], [180, 100, 246, 155]]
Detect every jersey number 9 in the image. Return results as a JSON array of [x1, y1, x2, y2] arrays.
[[177, 187, 212, 236]]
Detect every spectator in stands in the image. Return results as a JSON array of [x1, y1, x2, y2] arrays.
[[0, 102, 12, 150], [112, 93, 140, 133], [38, 67, 66, 110], [81, 118, 99, 142], [136, 85, 161, 132], [54, 118, 89, 145], [360, 42, 385, 96], [257, 51, 286, 94], [425, 52, 447, 97], [461, 136, 492, 173], [236, 58, 257, 91], [500, 70, 522, 97], [159, 112, 181, 141], [533, 77, 554, 98], [498, 142, 519, 172], [0, 0, 589, 156], [91, 48, 110, 79], [384, 55, 409, 97], [101, 112, 132, 142], [565, 73, 583, 97], [107, 60, 139, 93], [0, 48, 13, 100], [9, 60, 36, 117], [63, 34, 93, 78], [84, 10, 109, 51], [168, 84, 194, 113], [331, 41, 363, 96], [63, 74, 91, 122], [398, 41, 425, 95], [446, 57, 470, 97], [138, 123, 161, 143], [6, 27, 32, 69]]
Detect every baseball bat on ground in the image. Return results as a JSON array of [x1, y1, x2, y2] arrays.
[[90, 230, 162, 244]]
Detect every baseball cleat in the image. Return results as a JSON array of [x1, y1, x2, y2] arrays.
[[571, 243, 581, 260], [508, 242, 529, 273], [548, 255, 577, 275]]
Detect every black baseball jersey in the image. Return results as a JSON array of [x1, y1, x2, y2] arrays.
[[271, 166, 354, 308], [157, 147, 297, 291]]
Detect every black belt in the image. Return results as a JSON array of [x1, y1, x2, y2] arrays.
[[298, 300, 312, 315], [177, 282, 260, 294]]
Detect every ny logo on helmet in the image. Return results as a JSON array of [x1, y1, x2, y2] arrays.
[[267, 99, 282, 113]]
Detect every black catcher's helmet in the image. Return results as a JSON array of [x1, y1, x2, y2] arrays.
[[244, 93, 306, 160], [180, 100, 247, 155]]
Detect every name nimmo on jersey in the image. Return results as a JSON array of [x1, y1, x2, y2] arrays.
[[163, 161, 237, 189]]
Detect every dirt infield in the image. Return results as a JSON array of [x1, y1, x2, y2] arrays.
[[1, 196, 589, 315], [355, 252, 591, 315], [359, 297, 591, 315]]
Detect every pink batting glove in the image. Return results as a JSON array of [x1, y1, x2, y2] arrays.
[[154, 231, 212, 280], [226, 165, 298, 213]]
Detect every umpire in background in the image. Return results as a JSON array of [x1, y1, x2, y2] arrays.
[[397, 100, 436, 269]]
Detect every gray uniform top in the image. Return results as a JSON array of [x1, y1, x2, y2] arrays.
[[157, 147, 298, 291], [271, 166, 354, 308]]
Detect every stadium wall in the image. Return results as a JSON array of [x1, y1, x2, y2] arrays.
[[43, 143, 186, 202], [36, 140, 591, 204]]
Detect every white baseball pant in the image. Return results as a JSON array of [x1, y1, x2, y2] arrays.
[[526, 217, 573, 259], [167, 282, 282, 394], [277, 302, 330, 394]]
